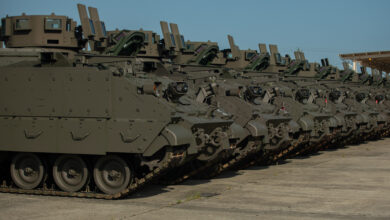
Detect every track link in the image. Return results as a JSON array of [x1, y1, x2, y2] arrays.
[[0, 153, 178, 200]]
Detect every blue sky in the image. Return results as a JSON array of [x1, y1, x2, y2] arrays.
[[1, 0, 389, 69]]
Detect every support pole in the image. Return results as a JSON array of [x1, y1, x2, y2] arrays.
[[352, 60, 357, 71]]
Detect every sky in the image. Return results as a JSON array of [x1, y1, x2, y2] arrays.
[[1, 0, 389, 69]]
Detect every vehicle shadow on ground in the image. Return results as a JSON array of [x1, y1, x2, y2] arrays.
[[128, 184, 173, 199], [127, 137, 389, 199]]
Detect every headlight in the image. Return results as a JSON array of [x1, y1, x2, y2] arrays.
[[295, 88, 310, 102], [329, 90, 341, 102], [167, 81, 188, 100], [355, 93, 366, 102], [246, 86, 263, 98]]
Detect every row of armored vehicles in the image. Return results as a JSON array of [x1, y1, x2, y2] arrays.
[[0, 4, 388, 199]]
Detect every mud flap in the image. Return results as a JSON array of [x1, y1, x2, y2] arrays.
[[288, 120, 300, 133], [229, 122, 250, 143], [333, 115, 345, 128], [246, 120, 267, 138], [328, 117, 338, 128], [356, 113, 369, 125], [377, 113, 387, 124], [298, 116, 314, 131]]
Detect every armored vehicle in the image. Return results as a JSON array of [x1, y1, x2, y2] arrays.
[[86, 21, 305, 181], [0, 4, 238, 199], [278, 52, 388, 142], [0, 4, 388, 199], [215, 36, 338, 153], [156, 23, 314, 176]]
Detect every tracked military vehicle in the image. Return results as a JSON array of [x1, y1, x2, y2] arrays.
[[336, 64, 388, 137], [0, 4, 238, 199], [0, 4, 388, 199], [216, 36, 339, 154], [277, 51, 388, 142], [75, 8, 245, 183], [155, 22, 315, 177], [92, 20, 304, 181]]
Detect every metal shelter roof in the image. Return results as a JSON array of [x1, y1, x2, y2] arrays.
[[340, 51, 390, 73]]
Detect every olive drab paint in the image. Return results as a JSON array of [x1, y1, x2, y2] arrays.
[[0, 4, 388, 198]]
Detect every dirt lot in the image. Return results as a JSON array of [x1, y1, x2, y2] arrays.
[[1, 138, 390, 220]]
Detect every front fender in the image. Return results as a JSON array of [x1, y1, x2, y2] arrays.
[[298, 116, 314, 131], [246, 120, 268, 138], [288, 120, 300, 133], [143, 124, 196, 157], [229, 122, 250, 142], [356, 113, 369, 124], [333, 114, 345, 127], [328, 117, 338, 128]]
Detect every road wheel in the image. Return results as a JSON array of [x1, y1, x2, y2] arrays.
[[93, 155, 132, 195], [10, 153, 44, 189], [53, 155, 89, 192]]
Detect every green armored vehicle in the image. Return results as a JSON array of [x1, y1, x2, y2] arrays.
[[156, 22, 313, 175], [0, 4, 237, 198], [217, 36, 339, 153], [90, 20, 303, 180], [278, 52, 388, 142], [337, 64, 388, 137], [1, 3, 388, 199]]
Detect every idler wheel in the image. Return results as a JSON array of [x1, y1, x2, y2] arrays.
[[10, 153, 44, 189], [93, 155, 132, 195], [53, 155, 88, 192]]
